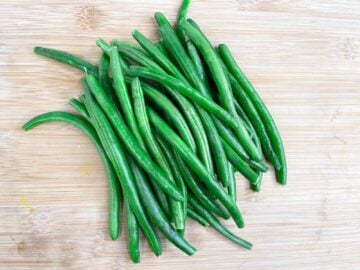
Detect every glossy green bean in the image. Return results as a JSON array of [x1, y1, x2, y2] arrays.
[[85, 74, 183, 201], [83, 79, 162, 255], [34, 47, 98, 75], [218, 43, 287, 185], [132, 78, 184, 230], [148, 108, 244, 228], [132, 30, 188, 82], [129, 158, 196, 255], [125, 198, 140, 263], [188, 196, 252, 250], [23, 112, 121, 240], [222, 139, 259, 185]]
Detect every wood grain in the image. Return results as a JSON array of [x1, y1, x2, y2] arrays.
[[1, 0, 360, 269]]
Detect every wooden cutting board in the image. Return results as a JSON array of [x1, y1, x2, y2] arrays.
[[1, 0, 359, 269]]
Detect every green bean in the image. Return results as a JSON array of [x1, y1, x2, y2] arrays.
[[132, 78, 184, 230], [188, 196, 252, 250], [33, 47, 98, 75], [111, 40, 144, 53], [85, 74, 183, 201], [132, 30, 188, 82], [155, 41, 169, 57], [187, 208, 209, 227], [113, 41, 165, 72], [23, 112, 121, 240], [177, 0, 191, 27], [218, 43, 286, 185], [227, 163, 237, 202], [125, 198, 140, 263], [179, 20, 261, 162], [129, 158, 196, 255], [173, 150, 229, 220], [222, 139, 259, 185], [148, 108, 244, 228], [229, 72, 281, 171], [250, 173, 262, 192], [83, 79, 162, 256], [128, 66, 238, 130], [69, 98, 90, 120], [99, 52, 118, 106]]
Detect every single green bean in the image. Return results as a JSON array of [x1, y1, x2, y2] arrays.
[[85, 74, 183, 201], [83, 79, 162, 256], [148, 108, 244, 228], [23, 112, 121, 240], [129, 158, 196, 255], [188, 196, 252, 250], [250, 173, 263, 192], [33, 47, 98, 75], [125, 198, 140, 263], [218, 43, 287, 185]]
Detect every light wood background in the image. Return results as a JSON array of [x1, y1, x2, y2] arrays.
[[1, 0, 359, 269]]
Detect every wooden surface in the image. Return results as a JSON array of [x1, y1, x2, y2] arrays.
[[1, 0, 360, 269]]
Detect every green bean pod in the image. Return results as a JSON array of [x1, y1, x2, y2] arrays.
[[125, 198, 140, 263], [218, 44, 287, 185], [148, 108, 244, 228], [23, 112, 121, 240], [188, 196, 252, 250], [34, 47, 98, 75]]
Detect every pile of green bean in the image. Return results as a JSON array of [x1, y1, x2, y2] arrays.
[[23, 0, 286, 263]]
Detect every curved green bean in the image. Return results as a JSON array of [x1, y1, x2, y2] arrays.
[[23, 112, 121, 240], [34, 47, 98, 75], [187, 208, 209, 227], [69, 98, 90, 120], [189, 196, 252, 250], [125, 198, 140, 263], [227, 163, 237, 202]]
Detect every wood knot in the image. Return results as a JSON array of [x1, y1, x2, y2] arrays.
[[76, 5, 98, 31]]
